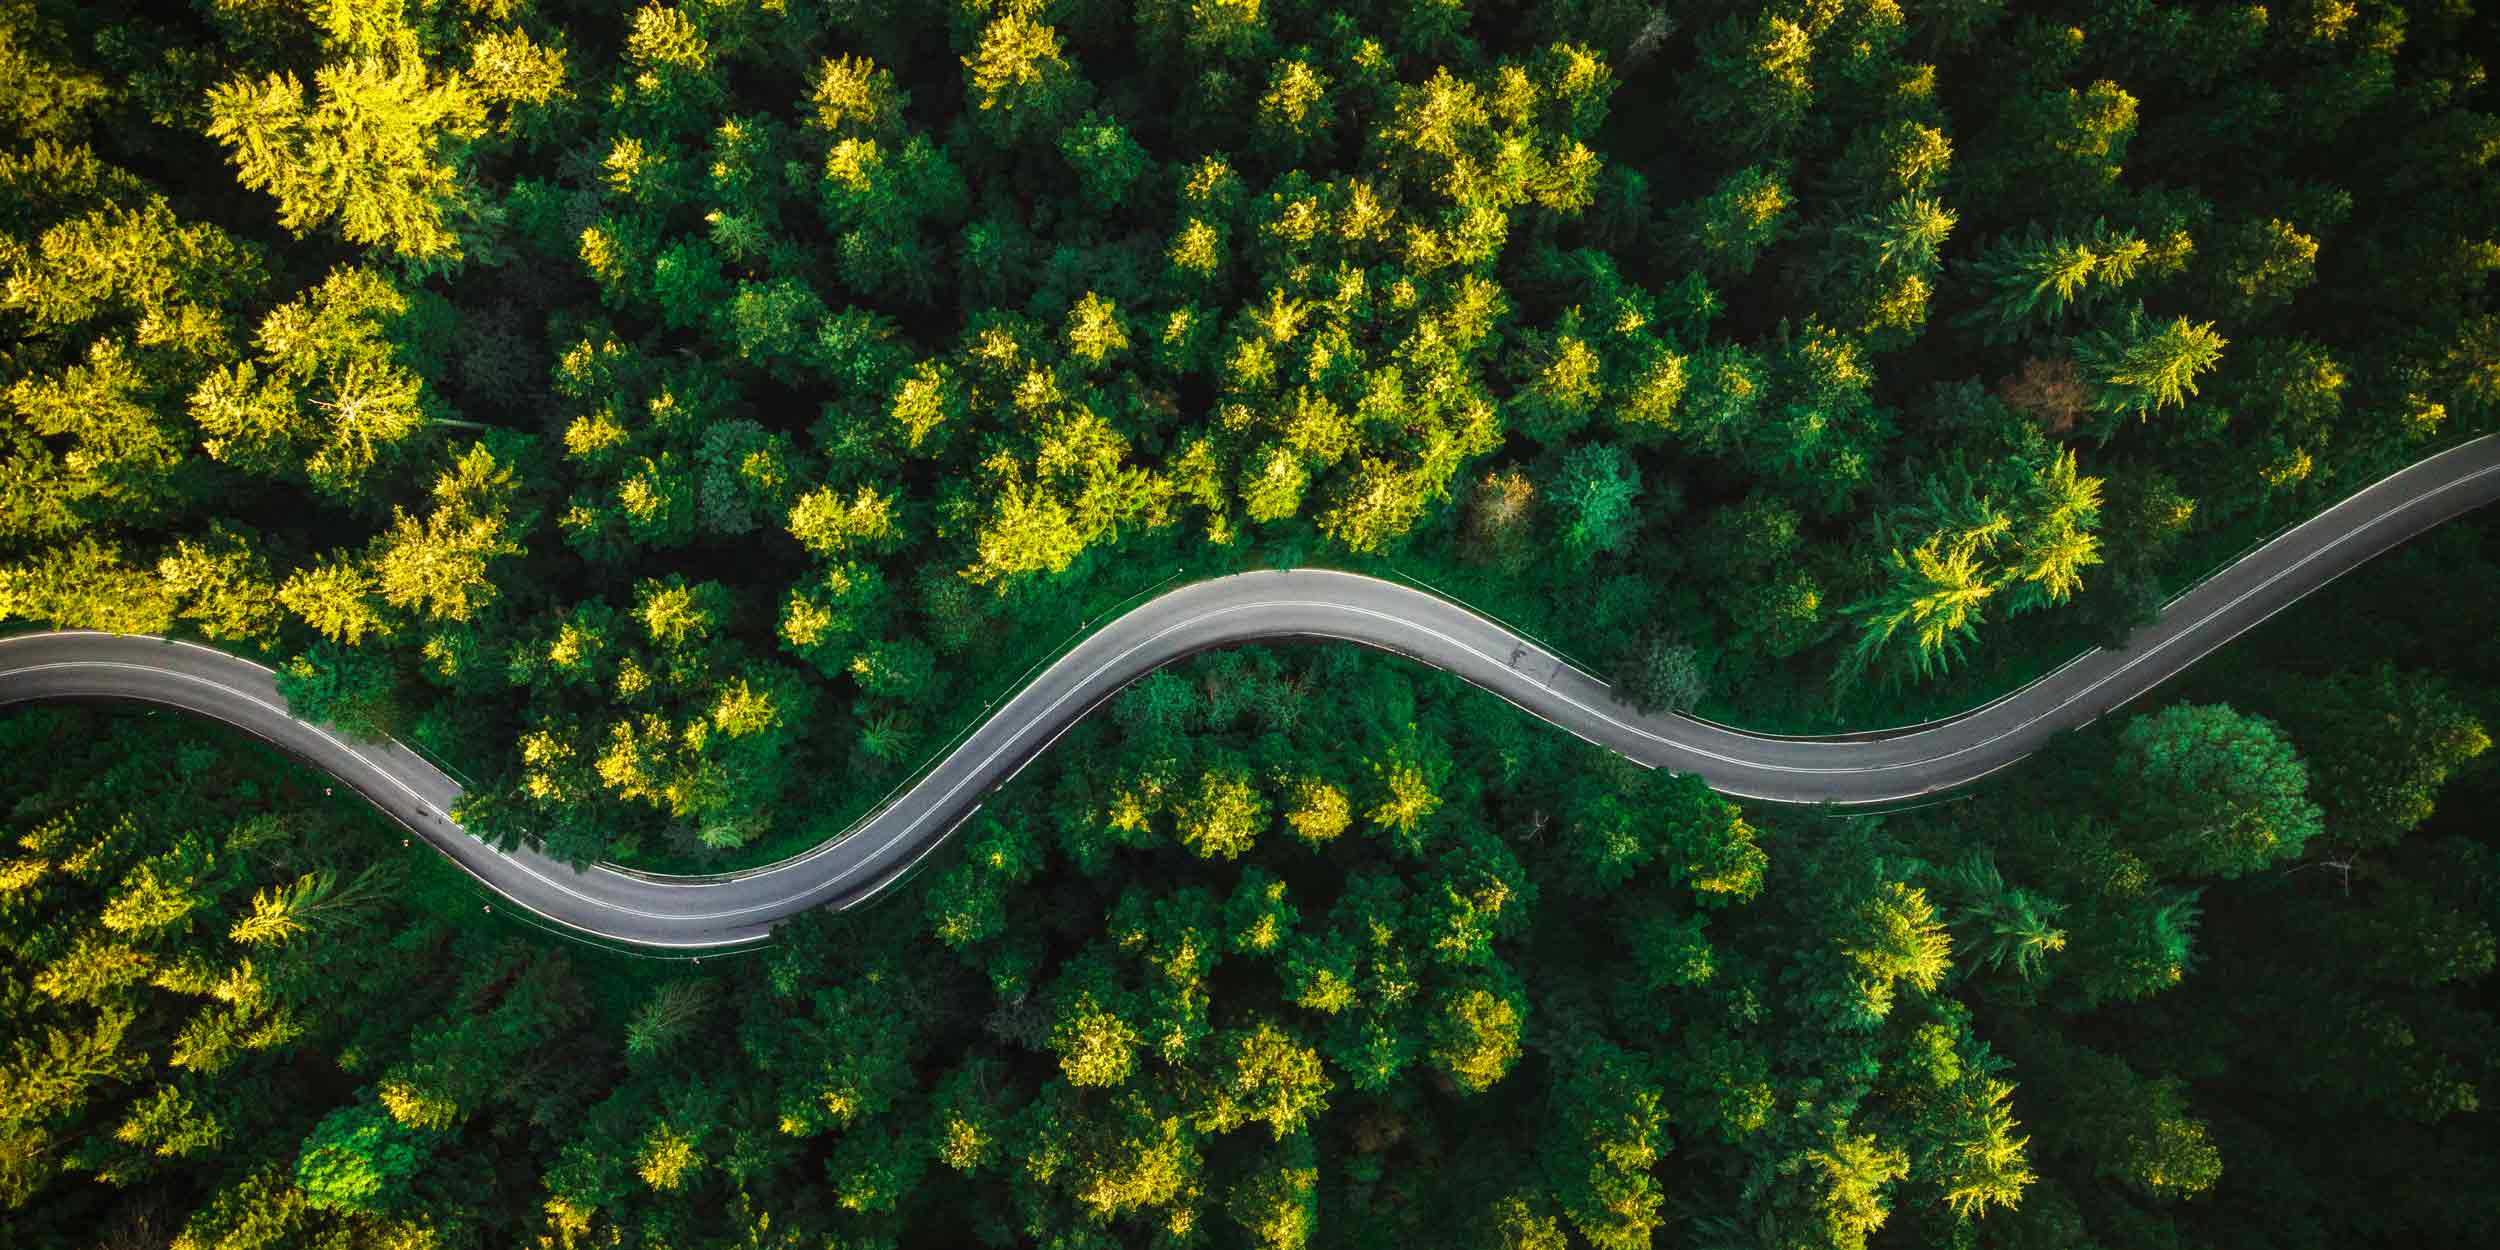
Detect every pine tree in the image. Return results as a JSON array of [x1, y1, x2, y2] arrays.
[[1679, 15, 1815, 158], [1956, 222, 2145, 344], [192, 267, 449, 496], [1841, 523, 2002, 686], [1549, 442, 1642, 557], [961, 13, 1081, 146], [1837, 881, 1953, 1027], [622, 980, 720, 1064], [205, 58, 487, 267], [369, 441, 527, 623], [2113, 704, 2321, 879], [1173, 765, 1267, 861], [2073, 306, 2228, 421], [1936, 854, 2066, 982], [1427, 983, 1524, 1094], [229, 866, 395, 947]]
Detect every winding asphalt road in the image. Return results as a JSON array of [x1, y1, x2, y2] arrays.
[[6, 435, 2498, 948]]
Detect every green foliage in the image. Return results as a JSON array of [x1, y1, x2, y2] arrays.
[[2073, 306, 2229, 422], [622, 979, 719, 1064], [294, 1106, 424, 1213], [2254, 663, 2491, 853], [191, 267, 437, 497], [1541, 1042, 1670, 1249], [1174, 763, 1266, 860], [275, 640, 405, 737], [1957, 221, 2147, 344], [206, 57, 487, 268], [1426, 984, 1524, 1094], [961, 11, 1082, 146], [1549, 441, 1642, 557], [1615, 631, 1708, 714], [1837, 880, 1954, 1027], [1841, 446, 2106, 686], [1684, 163, 1793, 281], [4, 0, 2500, 1245], [1057, 112, 1149, 210], [1936, 854, 2065, 983], [229, 865, 394, 947], [1679, 13, 1815, 159], [2114, 703, 2322, 880]]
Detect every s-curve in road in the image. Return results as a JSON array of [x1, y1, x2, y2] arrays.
[[7, 434, 2500, 948]]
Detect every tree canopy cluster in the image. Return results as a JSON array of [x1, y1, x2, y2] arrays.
[[2, 0, 2499, 1246], [3, 0, 2493, 859], [6, 513, 2498, 1248]]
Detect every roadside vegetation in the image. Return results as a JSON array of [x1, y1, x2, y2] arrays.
[[1, 0, 2496, 1246], [6, 511, 2497, 1248]]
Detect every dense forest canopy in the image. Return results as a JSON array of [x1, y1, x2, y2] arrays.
[[2, 0, 2492, 864], [4, 521, 2498, 1248], [1, 0, 2496, 1247]]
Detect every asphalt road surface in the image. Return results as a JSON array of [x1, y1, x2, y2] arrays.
[[7, 434, 2497, 948]]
